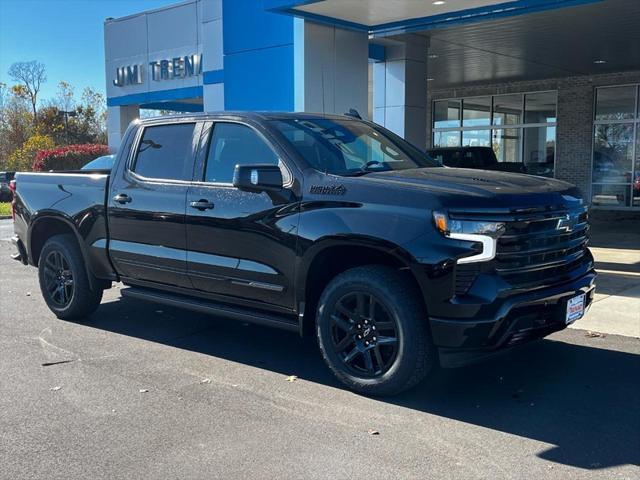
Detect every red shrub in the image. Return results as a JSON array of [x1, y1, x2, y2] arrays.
[[33, 144, 110, 171]]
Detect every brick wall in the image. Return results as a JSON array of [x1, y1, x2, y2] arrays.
[[427, 71, 640, 202]]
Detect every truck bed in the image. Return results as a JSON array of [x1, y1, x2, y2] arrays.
[[13, 171, 114, 280]]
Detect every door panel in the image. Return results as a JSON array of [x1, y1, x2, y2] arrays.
[[108, 122, 198, 288], [185, 121, 299, 310], [186, 185, 299, 308]]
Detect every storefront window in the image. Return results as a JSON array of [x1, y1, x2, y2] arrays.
[[432, 91, 557, 176], [525, 91, 557, 124], [434, 100, 460, 128], [433, 130, 460, 148], [493, 94, 522, 126], [462, 97, 491, 127], [523, 126, 555, 177], [462, 129, 491, 147], [592, 84, 639, 208], [595, 85, 636, 121], [634, 129, 640, 207], [492, 128, 521, 163]]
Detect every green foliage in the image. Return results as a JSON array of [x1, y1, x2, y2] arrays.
[[1, 72, 107, 171], [6, 134, 55, 171], [0, 203, 11, 217]]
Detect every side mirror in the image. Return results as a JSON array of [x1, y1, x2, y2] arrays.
[[233, 164, 283, 192]]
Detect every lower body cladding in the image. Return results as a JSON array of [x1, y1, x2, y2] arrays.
[[430, 271, 597, 368]]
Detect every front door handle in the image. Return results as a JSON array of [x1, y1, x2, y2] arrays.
[[113, 193, 132, 204], [189, 199, 215, 211]]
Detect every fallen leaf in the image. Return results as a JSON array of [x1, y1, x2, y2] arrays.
[[367, 429, 380, 435], [585, 331, 605, 338], [200, 378, 211, 384], [50, 386, 61, 391], [139, 388, 149, 393], [285, 375, 298, 382]]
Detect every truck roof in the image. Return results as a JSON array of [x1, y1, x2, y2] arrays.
[[135, 111, 360, 126]]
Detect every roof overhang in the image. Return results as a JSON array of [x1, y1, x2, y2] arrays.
[[264, 0, 602, 36]]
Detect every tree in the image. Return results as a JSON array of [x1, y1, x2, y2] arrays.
[[8, 61, 46, 122], [0, 85, 33, 168], [6, 134, 55, 171]]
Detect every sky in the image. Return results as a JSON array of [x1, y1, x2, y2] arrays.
[[0, 0, 177, 104]]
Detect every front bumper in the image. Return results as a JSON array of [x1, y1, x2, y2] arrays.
[[431, 270, 596, 367]]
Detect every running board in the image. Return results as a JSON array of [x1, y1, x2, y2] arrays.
[[121, 287, 299, 332]]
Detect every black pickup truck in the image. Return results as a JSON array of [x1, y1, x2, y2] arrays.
[[11, 113, 596, 395]]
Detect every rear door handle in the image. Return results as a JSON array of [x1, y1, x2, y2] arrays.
[[189, 199, 215, 211], [113, 193, 132, 204]]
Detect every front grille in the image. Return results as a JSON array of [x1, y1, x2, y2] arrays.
[[451, 206, 591, 293], [496, 209, 589, 288]]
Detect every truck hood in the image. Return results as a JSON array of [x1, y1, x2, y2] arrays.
[[362, 167, 584, 209]]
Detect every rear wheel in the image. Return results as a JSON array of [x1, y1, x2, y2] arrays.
[[316, 265, 433, 396], [38, 234, 103, 320]]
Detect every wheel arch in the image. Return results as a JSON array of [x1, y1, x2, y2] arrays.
[[28, 212, 100, 291], [297, 236, 429, 336]]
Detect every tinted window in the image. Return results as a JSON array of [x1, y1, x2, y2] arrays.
[[204, 123, 279, 183], [133, 124, 195, 180]]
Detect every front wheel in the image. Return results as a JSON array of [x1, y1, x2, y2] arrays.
[[38, 234, 103, 320], [316, 265, 434, 396]]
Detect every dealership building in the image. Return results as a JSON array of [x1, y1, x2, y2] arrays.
[[104, 0, 640, 209]]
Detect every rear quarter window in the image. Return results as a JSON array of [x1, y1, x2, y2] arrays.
[[132, 123, 196, 181]]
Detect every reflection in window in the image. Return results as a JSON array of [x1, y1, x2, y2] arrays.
[[433, 130, 460, 148], [492, 128, 521, 163], [493, 94, 522, 126], [523, 126, 555, 177], [592, 184, 631, 207], [524, 91, 557, 124], [463, 97, 491, 127], [592, 123, 634, 184], [205, 123, 279, 183], [434, 100, 460, 128], [595, 86, 637, 121], [133, 123, 195, 180], [462, 129, 491, 147]]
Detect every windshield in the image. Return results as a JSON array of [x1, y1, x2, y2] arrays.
[[271, 118, 438, 176]]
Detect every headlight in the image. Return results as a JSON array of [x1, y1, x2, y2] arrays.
[[433, 211, 505, 264]]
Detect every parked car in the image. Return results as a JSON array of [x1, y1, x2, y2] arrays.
[[0, 171, 15, 202], [427, 146, 527, 174], [81, 154, 116, 171], [11, 113, 595, 396]]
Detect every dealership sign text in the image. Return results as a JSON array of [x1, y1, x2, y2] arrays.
[[113, 54, 202, 87]]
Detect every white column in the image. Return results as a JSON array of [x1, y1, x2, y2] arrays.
[[373, 35, 428, 148], [107, 105, 140, 153], [294, 19, 368, 118]]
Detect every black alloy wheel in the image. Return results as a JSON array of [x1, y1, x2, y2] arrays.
[[316, 265, 433, 396], [330, 292, 400, 378], [38, 234, 104, 320], [42, 250, 75, 307]]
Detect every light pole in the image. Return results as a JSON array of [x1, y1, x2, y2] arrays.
[[59, 110, 77, 144]]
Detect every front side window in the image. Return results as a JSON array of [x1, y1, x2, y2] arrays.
[[272, 118, 436, 176], [204, 123, 280, 183], [133, 123, 196, 180]]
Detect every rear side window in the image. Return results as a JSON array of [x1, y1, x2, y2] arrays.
[[133, 123, 196, 180], [204, 123, 279, 183]]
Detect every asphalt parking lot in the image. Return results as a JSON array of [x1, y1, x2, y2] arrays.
[[0, 220, 638, 479]]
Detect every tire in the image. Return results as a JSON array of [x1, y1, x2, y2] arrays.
[[316, 265, 433, 396], [38, 234, 103, 320]]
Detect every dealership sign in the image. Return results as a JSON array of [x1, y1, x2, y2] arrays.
[[113, 54, 202, 87]]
